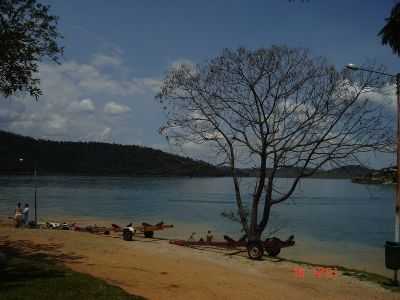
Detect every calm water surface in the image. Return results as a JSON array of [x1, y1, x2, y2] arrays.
[[0, 176, 395, 275]]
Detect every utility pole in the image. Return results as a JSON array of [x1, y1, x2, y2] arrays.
[[346, 64, 400, 285], [34, 160, 37, 225]]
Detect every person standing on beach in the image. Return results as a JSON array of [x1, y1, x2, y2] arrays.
[[22, 204, 29, 226], [206, 230, 213, 243], [14, 202, 23, 228]]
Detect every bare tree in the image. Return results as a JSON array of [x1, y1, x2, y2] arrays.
[[157, 46, 391, 250]]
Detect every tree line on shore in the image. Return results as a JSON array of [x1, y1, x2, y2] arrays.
[[0, 130, 376, 179]]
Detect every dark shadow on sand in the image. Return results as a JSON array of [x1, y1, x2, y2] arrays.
[[0, 236, 146, 299]]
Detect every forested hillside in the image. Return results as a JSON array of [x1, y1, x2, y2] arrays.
[[0, 130, 226, 177]]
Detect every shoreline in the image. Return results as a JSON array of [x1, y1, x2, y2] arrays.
[[0, 213, 391, 277], [0, 174, 358, 180], [0, 219, 399, 299]]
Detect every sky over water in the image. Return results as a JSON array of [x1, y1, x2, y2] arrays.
[[1, 0, 399, 167]]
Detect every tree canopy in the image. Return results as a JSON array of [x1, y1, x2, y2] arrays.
[[379, 2, 400, 57], [0, 0, 63, 99]]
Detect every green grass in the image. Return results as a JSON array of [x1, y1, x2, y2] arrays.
[[0, 254, 146, 300]]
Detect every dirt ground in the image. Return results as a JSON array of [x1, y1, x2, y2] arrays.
[[0, 221, 398, 300]]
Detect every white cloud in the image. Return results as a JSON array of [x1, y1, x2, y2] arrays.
[[68, 98, 95, 113], [47, 114, 67, 130], [53, 60, 155, 97], [0, 52, 156, 143], [171, 58, 195, 70], [0, 108, 22, 124], [91, 54, 122, 67], [361, 84, 396, 110], [136, 78, 162, 93], [99, 127, 112, 142], [104, 101, 131, 115], [169, 58, 198, 77]]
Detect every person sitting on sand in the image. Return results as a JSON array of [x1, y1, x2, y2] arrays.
[[22, 203, 29, 225], [14, 202, 23, 228], [206, 230, 213, 243]]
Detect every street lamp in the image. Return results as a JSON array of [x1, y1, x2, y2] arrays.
[[346, 64, 400, 284], [33, 160, 37, 225], [18, 157, 38, 225]]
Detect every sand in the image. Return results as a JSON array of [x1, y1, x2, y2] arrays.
[[0, 220, 398, 300]]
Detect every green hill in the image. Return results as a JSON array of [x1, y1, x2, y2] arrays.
[[0, 130, 373, 179], [0, 130, 226, 177]]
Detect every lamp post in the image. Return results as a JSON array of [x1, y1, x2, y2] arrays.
[[346, 64, 400, 284], [18, 157, 38, 225], [33, 160, 37, 225]]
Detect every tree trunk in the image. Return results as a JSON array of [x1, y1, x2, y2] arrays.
[[248, 231, 262, 242], [249, 194, 259, 239]]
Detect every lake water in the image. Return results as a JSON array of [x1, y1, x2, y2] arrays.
[[0, 176, 396, 276]]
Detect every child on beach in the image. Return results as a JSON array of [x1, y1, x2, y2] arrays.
[[206, 230, 213, 243], [14, 202, 23, 228]]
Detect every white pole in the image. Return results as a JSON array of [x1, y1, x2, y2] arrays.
[[34, 162, 37, 225], [394, 74, 400, 285], [396, 73, 400, 243]]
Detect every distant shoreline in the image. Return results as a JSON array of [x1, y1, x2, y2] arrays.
[[1, 130, 377, 180], [0, 172, 356, 180]]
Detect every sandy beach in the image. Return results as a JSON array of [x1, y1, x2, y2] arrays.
[[0, 219, 398, 300]]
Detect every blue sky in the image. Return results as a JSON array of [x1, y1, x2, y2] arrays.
[[1, 0, 399, 167], [54, 0, 400, 72]]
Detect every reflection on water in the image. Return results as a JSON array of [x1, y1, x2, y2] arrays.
[[0, 176, 395, 275]]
